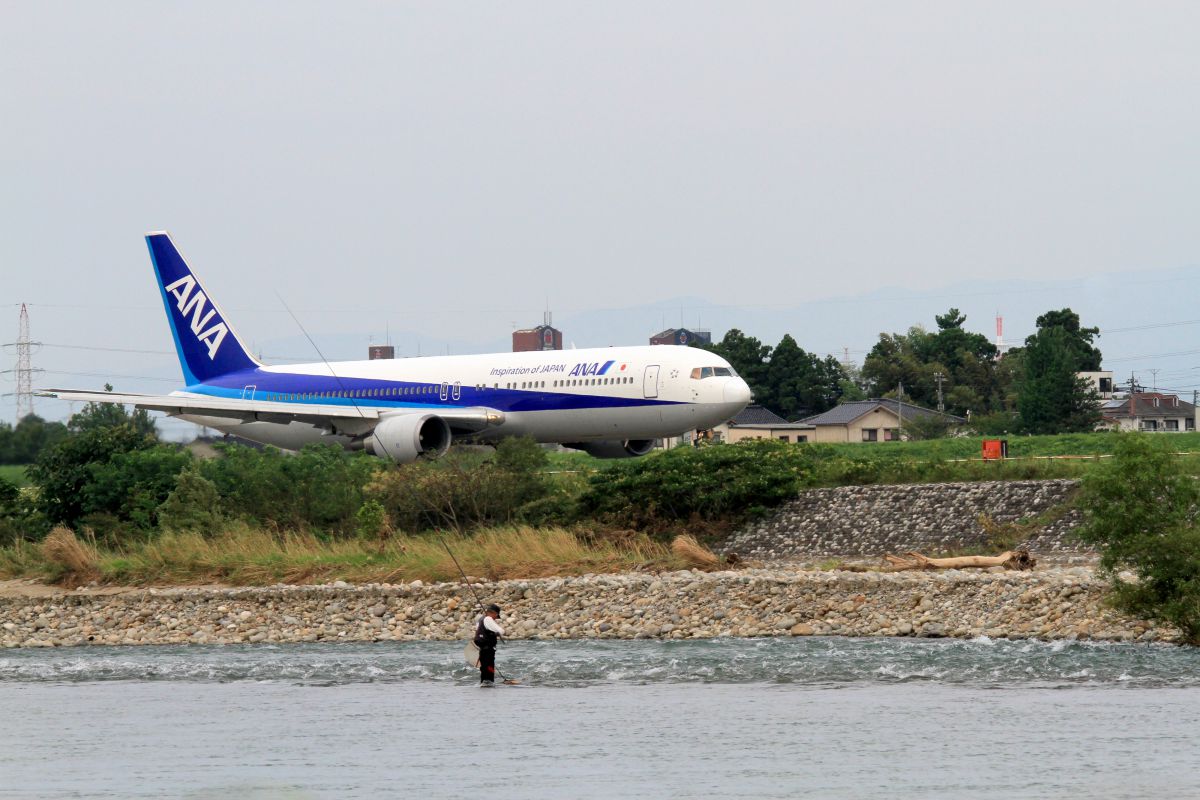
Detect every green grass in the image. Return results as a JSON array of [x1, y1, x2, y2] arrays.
[[0, 465, 28, 487], [811, 431, 1200, 462]]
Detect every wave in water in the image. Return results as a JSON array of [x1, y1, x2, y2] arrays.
[[2, 637, 1198, 688]]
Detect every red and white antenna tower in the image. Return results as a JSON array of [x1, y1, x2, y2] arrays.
[[995, 312, 1010, 358]]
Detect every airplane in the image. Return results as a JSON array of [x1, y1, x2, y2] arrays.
[[38, 232, 753, 463]]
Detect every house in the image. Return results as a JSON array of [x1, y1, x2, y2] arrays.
[[710, 404, 815, 444], [798, 398, 965, 443], [1099, 392, 1197, 432]]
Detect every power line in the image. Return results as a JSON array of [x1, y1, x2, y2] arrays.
[[39, 342, 175, 356], [36, 370, 179, 383]]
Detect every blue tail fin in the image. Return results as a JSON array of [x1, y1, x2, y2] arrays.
[[146, 232, 260, 385]]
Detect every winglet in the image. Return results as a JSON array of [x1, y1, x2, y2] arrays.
[[146, 232, 261, 384]]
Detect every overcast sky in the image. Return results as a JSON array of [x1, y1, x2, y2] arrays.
[[3, 3, 1200, 428]]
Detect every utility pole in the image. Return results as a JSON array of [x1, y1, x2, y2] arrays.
[[1149, 368, 1160, 391], [897, 380, 904, 439], [933, 371, 945, 412]]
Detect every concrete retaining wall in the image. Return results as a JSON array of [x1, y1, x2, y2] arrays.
[[721, 479, 1088, 561]]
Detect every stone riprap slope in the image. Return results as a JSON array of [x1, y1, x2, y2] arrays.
[[0, 567, 1176, 648], [722, 479, 1087, 562]]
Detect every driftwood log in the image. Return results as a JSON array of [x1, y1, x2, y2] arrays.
[[883, 549, 1036, 572]]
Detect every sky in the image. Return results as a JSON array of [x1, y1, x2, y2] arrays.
[[3, 2, 1200, 434]]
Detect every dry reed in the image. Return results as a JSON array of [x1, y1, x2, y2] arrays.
[[39, 526, 99, 585], [670, 534, 721, 570], [10, 524, 685, 586]]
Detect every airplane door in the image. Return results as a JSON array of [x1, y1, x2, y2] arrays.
[[643, 365, 660, 399], [241, 385, 256, 400]]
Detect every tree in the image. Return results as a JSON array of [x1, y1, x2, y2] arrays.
[[1017, 326, 1100, 434], [862, 310, 1003, 418], [27, 423, 159, 526], [765, 335, 845, 419], [861, 328, 939, 407], [1077, 435, 1200, 644], [0, 415, 68, 464], [68, 385, 157, 439], [702, 329, 771, 402], [1028, 308, 1102, 371]]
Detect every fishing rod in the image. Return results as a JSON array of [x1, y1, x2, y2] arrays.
[[281, 298, 517, 685], [440, 535, 519, 685]]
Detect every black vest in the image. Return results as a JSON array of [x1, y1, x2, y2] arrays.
[[474, 617, 498, 649]]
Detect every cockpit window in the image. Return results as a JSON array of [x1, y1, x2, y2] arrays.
[[690, 366, 738, 379]]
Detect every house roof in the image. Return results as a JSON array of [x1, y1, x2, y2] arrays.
[[729, 405, 789, 426], [1101, 393, 1196, 419], [800, 398, 965, 426]]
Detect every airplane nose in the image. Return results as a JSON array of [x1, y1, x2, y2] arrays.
[[724, 377, 751, 405]]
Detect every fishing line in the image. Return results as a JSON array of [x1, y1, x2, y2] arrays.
[[440, 535, 519, 684], [281, 295, 517, 684], [276, 292, 388, 456]]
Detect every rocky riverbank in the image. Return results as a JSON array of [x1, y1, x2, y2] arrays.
[[0, 565, 1179, 648]]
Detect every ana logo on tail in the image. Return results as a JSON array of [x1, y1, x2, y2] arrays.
[[163, 274, 229, 360]]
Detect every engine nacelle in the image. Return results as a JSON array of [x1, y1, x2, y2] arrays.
[[365, 414, 452, 463], [566, 439, 656, 459]]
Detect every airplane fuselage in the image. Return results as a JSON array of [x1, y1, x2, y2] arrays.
[[176, 344, 751, 451], [40, 232, 752, 462]]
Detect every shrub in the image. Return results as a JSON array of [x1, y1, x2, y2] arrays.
[[364, 440, 557, 534], [157, 467, 226, 534], [1076, 434, 1200, 644], [200, 444, 380, 533], [82, 446, 194, 532], [355, 499, 391, 540], [367, 456, 529, 533], [0, 478, 46, 546], [27, 423, 159, 526], [579, 440, 810, 529]]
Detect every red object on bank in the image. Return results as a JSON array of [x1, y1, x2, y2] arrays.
[[982, 439, 1008, 460]]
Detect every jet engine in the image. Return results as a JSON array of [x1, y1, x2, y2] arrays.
[[567, 439, 656, 459], [365, 413, 453, 463]]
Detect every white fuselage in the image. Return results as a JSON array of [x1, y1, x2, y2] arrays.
[[176, 344, 752, 451]]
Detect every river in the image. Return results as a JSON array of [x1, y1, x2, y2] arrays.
[[2, 637, 1198, 798]]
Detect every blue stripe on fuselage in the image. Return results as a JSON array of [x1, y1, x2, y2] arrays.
[[185, 369, 682, 413]]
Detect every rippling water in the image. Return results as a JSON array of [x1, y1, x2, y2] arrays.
[[3, 638, 1199, 798]]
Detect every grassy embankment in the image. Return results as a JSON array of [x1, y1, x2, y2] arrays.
[[1, 525, 688, 587], [6, 431, 1200, 587]]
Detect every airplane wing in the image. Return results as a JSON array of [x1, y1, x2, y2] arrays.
[[35, 389, 504, 437]]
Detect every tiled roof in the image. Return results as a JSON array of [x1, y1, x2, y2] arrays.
[[1101, 393, 1196, 419], [800, 398, 964, 426], [729, 404, 789, 426]]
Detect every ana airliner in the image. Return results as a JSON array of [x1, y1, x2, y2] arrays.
[[39, 233, 752, 462]]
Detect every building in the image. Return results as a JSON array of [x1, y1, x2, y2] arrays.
[[650, 327, 711, 347], [798, 399, 965, 443], [1078, 371, 1115, 399], [1100, 392, 1197, 432], [513, 322, 562, 352], [710, 404, 815, 444]]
